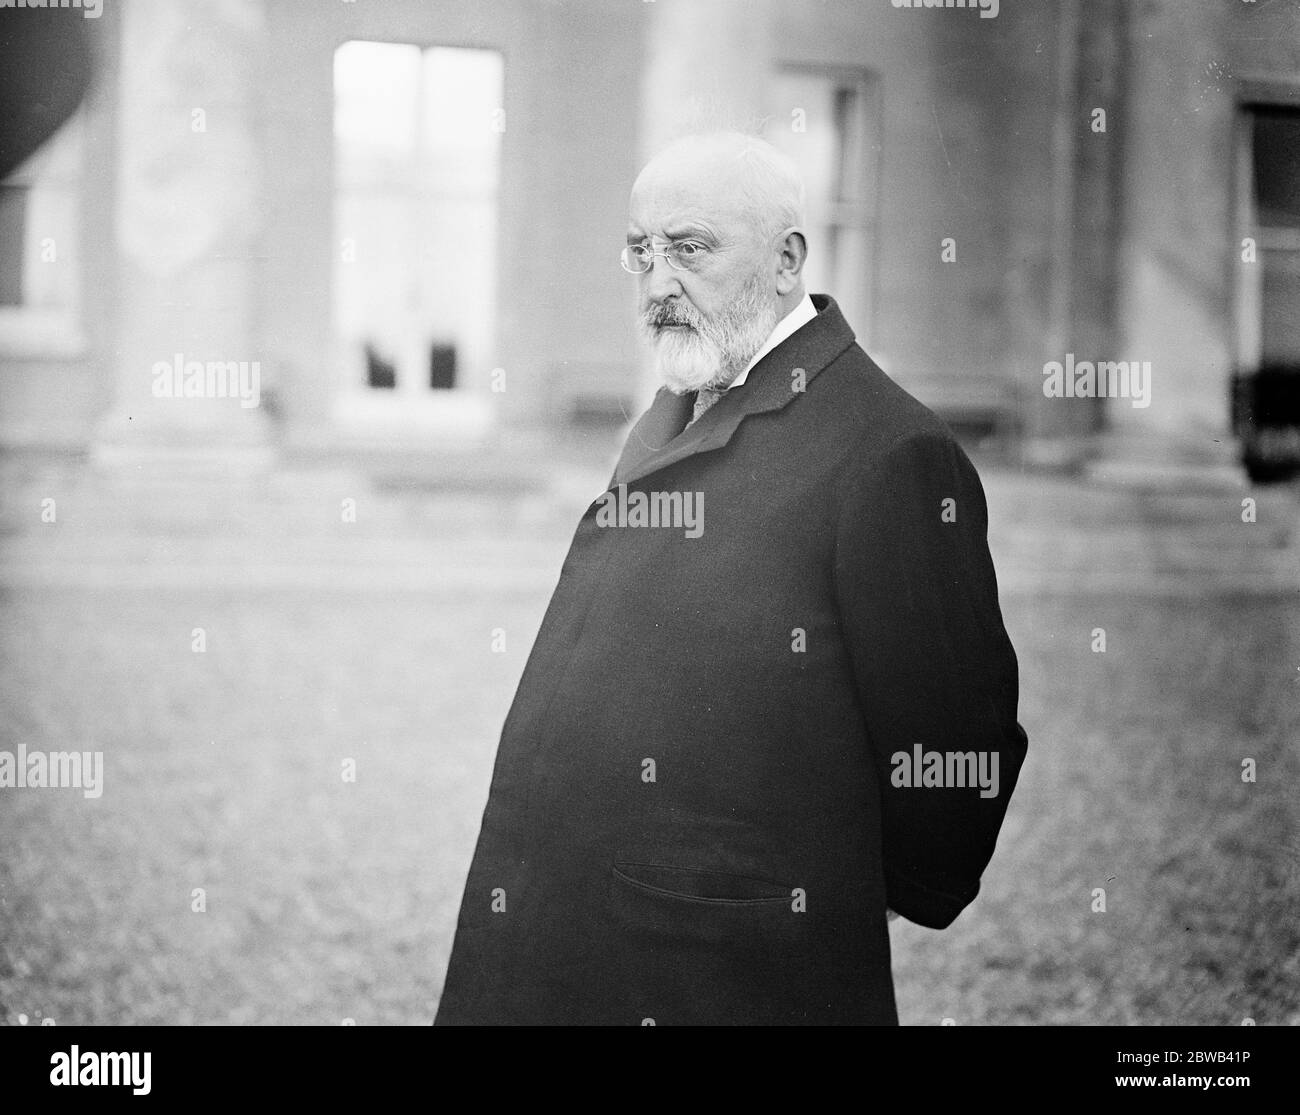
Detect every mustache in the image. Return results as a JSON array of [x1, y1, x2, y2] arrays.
[[640, 300, 702, 332]]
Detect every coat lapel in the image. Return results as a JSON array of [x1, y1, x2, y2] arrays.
[[610, 294, 857, 490], [608, 383, 696, 490]]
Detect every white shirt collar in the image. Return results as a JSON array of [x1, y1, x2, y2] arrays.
[[726, 292, 817, 390]]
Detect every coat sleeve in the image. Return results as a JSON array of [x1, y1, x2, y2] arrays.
[[833, 429, 1028, 929]]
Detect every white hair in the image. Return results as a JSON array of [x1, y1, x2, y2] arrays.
[[645, 131, 807, 240]]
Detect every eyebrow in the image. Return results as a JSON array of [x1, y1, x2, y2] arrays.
[[666, 226, 717, 244], [625, 225, 720, 246]]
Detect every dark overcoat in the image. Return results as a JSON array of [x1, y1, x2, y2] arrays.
[[434, 294, 1028, 1025]]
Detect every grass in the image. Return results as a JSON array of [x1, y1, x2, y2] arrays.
[[0, 569, 1297, 1025], [892, 594, 1300, 1026]]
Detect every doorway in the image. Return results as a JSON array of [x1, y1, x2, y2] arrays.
[[1234, 100, 1300, 480], [332, 40, 504, 440]]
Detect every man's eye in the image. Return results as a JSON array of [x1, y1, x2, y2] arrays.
[[675, 241, 706, 257]]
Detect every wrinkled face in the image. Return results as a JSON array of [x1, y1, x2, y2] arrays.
[[628, 158, 782, 394]]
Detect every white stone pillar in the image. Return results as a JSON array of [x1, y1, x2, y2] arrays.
[[638, 0, 776, 158], [632, 0, 776, 404], [92, 0, 272, 475]]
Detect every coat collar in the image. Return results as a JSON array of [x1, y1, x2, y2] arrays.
[[609, 293, 856, 489]]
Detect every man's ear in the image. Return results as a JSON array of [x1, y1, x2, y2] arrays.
[[775, 228, 808, 295]]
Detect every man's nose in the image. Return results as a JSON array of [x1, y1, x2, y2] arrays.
[[640, 253, 683, 303]]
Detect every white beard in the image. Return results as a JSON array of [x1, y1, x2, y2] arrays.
[[653, 328, 732, 394], [640, 275, 781, 395]]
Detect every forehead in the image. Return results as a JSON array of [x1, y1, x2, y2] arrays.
[[628, 160, 753, 237]]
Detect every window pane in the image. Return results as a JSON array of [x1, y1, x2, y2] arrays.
[[422, 47, 504, 193], [0, 186, 27, 306], [0, 113, 83, 313], [333, 42, 503, 396], [1252, 107, 1300, 230], [1248, 105, 1300, 365], [766, 67, 878, 343], [333, 41, 422, 169]]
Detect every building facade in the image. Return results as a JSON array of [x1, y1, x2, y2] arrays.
[[1, 0, 1297, 475]]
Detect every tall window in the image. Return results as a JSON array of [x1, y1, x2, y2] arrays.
[[1244, 106, 1300, 368], [333, 41, 503, 402], [0, 112, 83, 355], [1233, 100, 1300, 476], [765, 67, 880, 345]]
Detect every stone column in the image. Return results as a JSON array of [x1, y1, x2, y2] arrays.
[[1022, 0, 1085, 458], [638, 0, 776, 158], [633, 0, 776, 404], [92, 0, 272, 475]]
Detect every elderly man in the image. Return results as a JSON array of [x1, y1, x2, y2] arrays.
[[434, 131, 1028, 1026]]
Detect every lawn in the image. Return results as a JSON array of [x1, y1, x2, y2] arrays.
[[0, 545, 1297, 1024]]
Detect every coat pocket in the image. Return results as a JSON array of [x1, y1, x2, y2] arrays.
[[603, 860, 812, 1024], [611, 860, 796, 905]]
